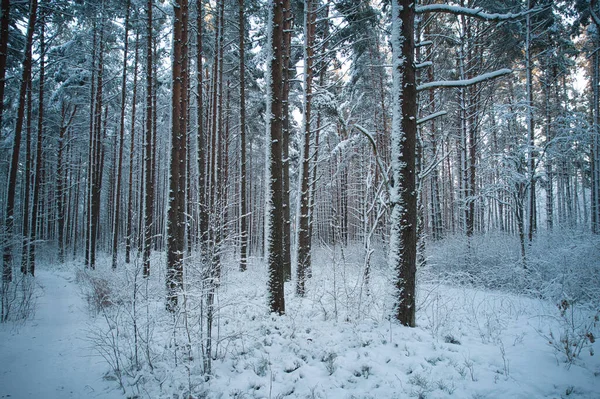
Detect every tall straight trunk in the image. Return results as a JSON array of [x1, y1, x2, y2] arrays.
[[3, 0, 37, 284], [526, 0, 536, 241], [89, 27, 105, 270], [391, 0, 417, 327], [592, 18, 600, 233], [239, 0, 248, 272], [64, 135, 74, 251], [143, 0, 153, 276], [0, 0, 9, 130], [72, 153, 82, 258], [516, 186, 527, 266], [458, 42, 468, 234], [56, 104, 76, 264], [208, 4, 220, 277], [307, 6, 328, 276], [112, 0, 130, 269], [56, 115, 65, 264], [166, 0, 188, 312], [21, 82, 33, 274], [467, 116, 477, 237], [297, 0, 315, 297], [186, 89, 193, 255], [138, 131, 145, 254], [151, 37, 159, 251], [125, 33, 139, 263], [197, 0, 208, 260], [85, 22, 97, 268], [214, 0, 226, 278], [267, 0, 286, 314], [544, 71, 554, 230], [425, 29, 443, 240], [281, 5, 292, 281]]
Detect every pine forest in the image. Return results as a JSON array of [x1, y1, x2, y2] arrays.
[[0, 0, 599, 398]]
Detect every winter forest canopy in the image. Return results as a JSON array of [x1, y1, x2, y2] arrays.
[[0, 0, 600, 398]]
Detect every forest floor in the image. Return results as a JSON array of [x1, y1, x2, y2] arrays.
[[0, 268, 124, 399], [1, 234, 599, 398]]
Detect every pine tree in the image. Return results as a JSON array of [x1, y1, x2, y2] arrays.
[[166, 0, 189, 312], [266, 0, 287, 315], [3, 0, 38, 284]]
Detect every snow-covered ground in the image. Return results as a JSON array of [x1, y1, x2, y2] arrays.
[[1, 236, 599, 398], [0, 268, 124, 399]]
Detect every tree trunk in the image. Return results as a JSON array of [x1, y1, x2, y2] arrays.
[[544, 71, 554, 230], [3, 0, 37, 284], [112, 0, 130, 269], [391, 0, 417, 327], [85, 22, 97, 269], [0, 0, 9, 130], [166, 0, 188, 312], [56, 104, 77, 264], [238, 0, 248, 271], [267, 0, 287, 314], [281, 3, 292, 282], [592, 14, 600, 233], [21, 81, 33, 274], [197, 0, 208, 261], [525, 0, 536, 241], [297, 0, 315, 297], [143, 0, 154, 277], [89, 27, 105, 270], [125, 33, 139, 264]]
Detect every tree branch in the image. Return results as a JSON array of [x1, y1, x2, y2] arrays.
[[417, 69, 512, 92], [417, 110, 447, 125], [415, 4, 540, 21], [354, 124, 390, 191]]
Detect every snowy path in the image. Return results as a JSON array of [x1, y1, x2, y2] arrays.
[[0, 269, 123, 399]]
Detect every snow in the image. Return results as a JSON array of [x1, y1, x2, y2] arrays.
[[0, 268, 122, 399], [415, 4, 535, 21], [417, 69, 512, 92], [1, 235, 599, 398]]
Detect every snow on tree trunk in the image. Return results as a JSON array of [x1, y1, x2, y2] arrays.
[[390, 0, 418, 327], [166, 0, 188, 312], [266, 0, 286, 315], [238, 0, 248, 272], [143, 0, 154, 277], [297, 0, 315, 297]]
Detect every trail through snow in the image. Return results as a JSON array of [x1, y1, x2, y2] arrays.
[[0, 269, 122, 399]]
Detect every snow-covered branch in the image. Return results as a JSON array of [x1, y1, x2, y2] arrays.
[[417, 69, 512, 92], [417, 110, 447, 125], [416, 61, 433, 69], [416, 40, 433, 47], [415, 4, 539, 21]]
